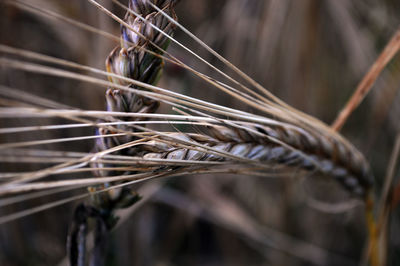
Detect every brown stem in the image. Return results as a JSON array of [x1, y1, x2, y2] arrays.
[[332, 27, 400, 131]]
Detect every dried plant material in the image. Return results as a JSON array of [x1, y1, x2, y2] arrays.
[[0, 0, 400, 265], [332, 27, 400, 131]]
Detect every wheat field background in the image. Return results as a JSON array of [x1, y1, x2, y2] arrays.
[[1, 0, 400, 265]]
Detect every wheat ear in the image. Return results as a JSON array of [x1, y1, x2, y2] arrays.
[[67, 1, 179, 265], [95, 1, 378, 262], [91, 0, 374, 200]]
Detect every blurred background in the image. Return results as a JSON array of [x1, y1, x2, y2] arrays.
[[1, 0, 400, 265]]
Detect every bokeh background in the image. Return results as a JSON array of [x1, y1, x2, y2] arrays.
[[1, 0, 400, 265]]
